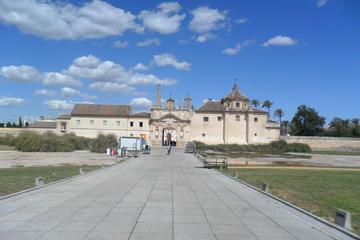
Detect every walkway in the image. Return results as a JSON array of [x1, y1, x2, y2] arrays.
[[0, 148, 356, 240]]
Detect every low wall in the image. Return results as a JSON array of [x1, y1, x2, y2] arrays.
[[281, 136, 360, 151], [0, 128, 56, 137]]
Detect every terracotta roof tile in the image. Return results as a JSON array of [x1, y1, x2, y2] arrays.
[[71, 104, 132, 117], [29, 121, 57, 129], [196, 101, 226, 112]]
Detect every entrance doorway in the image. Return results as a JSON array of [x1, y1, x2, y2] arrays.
[[162, 128, 177, 146]]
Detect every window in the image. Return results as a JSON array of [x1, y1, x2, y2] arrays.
[[139, 122, 143, 127], [116, 121, 120, 126], [217, 116, 222, 121], [90, 120, 94, 125], [130, 133, 134, 137], [236, 102, 240, 108], [103, 120, 107, 126], [76, 120, 80, 125], [203, 117, 209, 122], [254, 133, 257, 136], [236, 115, 240, 121], [130, 121, 134, 127], [254, 117, 258, 122], [202, 133, 206, 137]]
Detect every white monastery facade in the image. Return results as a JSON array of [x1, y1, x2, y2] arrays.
[[33, 84, 280, 147]]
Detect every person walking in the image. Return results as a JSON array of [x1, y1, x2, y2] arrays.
[[167, 144, 171, 155]]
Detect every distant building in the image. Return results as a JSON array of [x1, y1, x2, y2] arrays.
[[47, 83, 280, 146]]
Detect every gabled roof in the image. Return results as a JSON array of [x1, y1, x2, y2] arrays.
[[71, 104, 132, 117], [57, 113, 71, 119], [196, 101, 226, 113], [131, 112, 151, 118], [29, 121, 57, 129]]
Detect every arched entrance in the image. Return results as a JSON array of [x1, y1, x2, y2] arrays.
[[162, 128, 177, 146]]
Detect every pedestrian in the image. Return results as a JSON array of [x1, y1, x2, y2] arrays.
[[167, 144, 171, 155]]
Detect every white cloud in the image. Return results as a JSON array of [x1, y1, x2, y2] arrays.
[[113, 40, 128, 48], [189, 6, 226, 42], [132, 63, 149, 71], [263, 35, 297, 47], [60, 87, 80, 97], [0, 65, 41, 83], [43, 72, 82, 88], [0, 97, 25, 106], [152, 53, 191, 71], [138, 2, 185, 34], [43, 100, 93, 111], [34, 89, 56, 97], [130, 97, 153, 111], [44, 100, 74, 111], [222, 40, 255, 55], [81, 94, 98, 100], [234, 18, 248, 24], [67, 55, 129, 82], [0, 0, 140, 40], [317, 0, 328, 7], [129, 73, 177, 86], [89, 82, 135, 93], [136, 38, 161, 47]]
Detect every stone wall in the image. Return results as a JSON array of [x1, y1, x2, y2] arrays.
[[0, 128, 56, 137], [281, 136, 360, 151]]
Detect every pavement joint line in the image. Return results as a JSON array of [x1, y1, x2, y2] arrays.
[[176, 150, 219, 240], [81, 156, 149, 240], [215, 165, 360, 240], [27, 157, 142, 240], [0, 156, 130, 202], [126, 153, 165, 240]]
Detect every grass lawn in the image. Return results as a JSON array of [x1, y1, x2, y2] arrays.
[[224, 167, 360, 234], [311, 151, 360, 156], [0, 165, 101, 197]]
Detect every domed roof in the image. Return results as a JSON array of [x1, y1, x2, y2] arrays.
[[223, 84, 248, 101], [184, 96, 192, 101], [166, 97, 175, 102]]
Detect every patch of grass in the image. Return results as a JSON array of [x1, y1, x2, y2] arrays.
[[0, 145, 15, 151], [224, 168, 360, 234], [312, 151, 360, 156], [0, 165, 101, 197]]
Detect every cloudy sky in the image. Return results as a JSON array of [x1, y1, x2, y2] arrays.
[[0, 0, 359, 123]]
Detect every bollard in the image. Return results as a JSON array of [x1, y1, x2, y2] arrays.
[[35, 176, 44, 187], [79, 168, 84, 175], [261, 183, 269, 192], [234, 172, 239, 179], [335, 209, 352, 230]]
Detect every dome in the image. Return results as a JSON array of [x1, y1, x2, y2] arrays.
[[222, 84, 248, 102], [184, 96, 192, 101], [166, 97, 175, 102]]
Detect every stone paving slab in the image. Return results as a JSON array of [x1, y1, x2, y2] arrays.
[[0, 148, 357, 240]]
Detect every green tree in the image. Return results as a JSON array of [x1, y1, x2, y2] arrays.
[[290, 105, 325, 136], [274, 109, 284, 124], [18, 117, 23, 128], [327, 118, 352, 137], [262, 100, 273, 118], [351, 118, 360, 137], [5, 122, 11, 128], [250, 99, 261, 109]]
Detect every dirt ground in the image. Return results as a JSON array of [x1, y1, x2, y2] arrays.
[[0, 151, 119, 168]]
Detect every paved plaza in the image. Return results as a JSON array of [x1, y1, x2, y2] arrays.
[[0, 148, 356, 240]]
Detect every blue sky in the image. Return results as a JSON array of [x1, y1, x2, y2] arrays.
[[0, 0, 359, 124]]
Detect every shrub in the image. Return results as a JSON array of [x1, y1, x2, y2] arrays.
[[90, 134, 118, 153], [15, 131, 42, 152], [286, 143, 312, 153], [63, 133, 93, 150], [193, 140, 311, 154], [0, 134, 16, 146]]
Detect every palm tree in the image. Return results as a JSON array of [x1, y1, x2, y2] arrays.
[[262, 100, 273, 118], [274, 109, 284, 123], [250, 99, 261, 109]]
